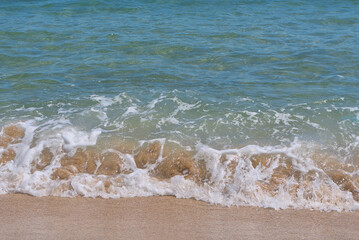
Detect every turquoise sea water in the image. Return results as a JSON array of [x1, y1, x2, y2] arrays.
[[0, 1, 359, 210]]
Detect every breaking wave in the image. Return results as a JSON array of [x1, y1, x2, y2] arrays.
[[1, 121, 359, 212]]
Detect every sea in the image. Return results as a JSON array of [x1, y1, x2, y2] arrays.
[[0, 0, 359, 211]]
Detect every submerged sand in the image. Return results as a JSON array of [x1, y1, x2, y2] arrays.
[[0, 194, 358, 240], [2, 124, 359, 212]]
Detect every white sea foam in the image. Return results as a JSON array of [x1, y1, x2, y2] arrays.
[[90, 95, 115, 107], [1, 90, 359, 212], [123, 106, 139, 117], [1, 121, 359, 212], [61, 128, 102, 152]]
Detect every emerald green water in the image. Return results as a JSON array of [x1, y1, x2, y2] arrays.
[[0, 0, 358, 152]]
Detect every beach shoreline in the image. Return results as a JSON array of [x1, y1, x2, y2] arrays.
[[0, 194, 358, 240]]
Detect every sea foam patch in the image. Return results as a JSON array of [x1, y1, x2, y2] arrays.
[[1, 121, 359, 212]]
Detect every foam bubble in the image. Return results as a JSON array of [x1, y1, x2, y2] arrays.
[[61, 128, 102, 152]]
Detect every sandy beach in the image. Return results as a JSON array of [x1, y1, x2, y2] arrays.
[[2, 1, 359, 239], [0, 194, 358, 240]]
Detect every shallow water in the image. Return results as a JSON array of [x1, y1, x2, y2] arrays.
[[0, 0, 359, 211]]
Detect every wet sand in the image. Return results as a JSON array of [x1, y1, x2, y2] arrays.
[[0, 194, 358, 240]]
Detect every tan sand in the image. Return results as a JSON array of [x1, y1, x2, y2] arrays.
[[0, 194, 358, 240]]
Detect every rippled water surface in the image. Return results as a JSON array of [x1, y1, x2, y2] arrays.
[[0, 0, 359, 211]]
